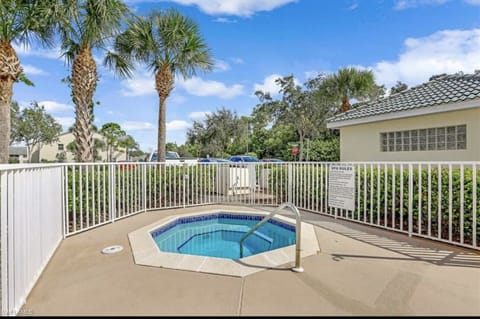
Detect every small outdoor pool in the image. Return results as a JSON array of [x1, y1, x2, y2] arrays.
[[151, 213, 296, 259]]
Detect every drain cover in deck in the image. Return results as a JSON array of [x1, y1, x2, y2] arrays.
[[101, 245, 124, 254]]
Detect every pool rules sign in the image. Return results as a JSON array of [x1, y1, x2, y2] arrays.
[[328, 165, 355, 211]]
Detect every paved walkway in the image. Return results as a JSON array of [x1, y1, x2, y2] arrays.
[[22, 205, 480, 316]]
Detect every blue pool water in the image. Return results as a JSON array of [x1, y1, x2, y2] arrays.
[[151, 213, 296, 259]]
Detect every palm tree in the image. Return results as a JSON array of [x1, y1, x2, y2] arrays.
[[0, 1, 57, 163], [119, 135, 138, 161], [320, 67, 377, 113], [58, 0, 131, 162], [114, 9, 213, 162]]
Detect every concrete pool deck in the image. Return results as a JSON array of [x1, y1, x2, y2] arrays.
[[21, 205, 480, 316]]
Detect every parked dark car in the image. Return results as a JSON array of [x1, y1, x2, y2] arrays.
[[199, 158, 231, 163], [228, 155, 259, 162]]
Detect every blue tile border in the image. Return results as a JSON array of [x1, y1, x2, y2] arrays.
[[150, 212, 295, 238]]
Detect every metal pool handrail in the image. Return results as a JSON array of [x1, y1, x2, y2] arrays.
[[239, 202, 304, 272]]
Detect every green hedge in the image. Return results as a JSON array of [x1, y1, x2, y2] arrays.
[[66, 165, 217, 232], [144, 165, 216, 208], [66, 166, 112, 232], [267, 165, 480, 245]]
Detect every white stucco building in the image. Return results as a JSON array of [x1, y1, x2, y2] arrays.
[[326, 72, 480, 161], [35, 132, 127, 163]]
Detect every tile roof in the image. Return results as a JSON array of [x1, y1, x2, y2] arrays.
[[327, 71, 480, 124]]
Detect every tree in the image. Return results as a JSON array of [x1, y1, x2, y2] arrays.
[[254, 75, 329, 161], [119, 135, 138, 161], [56, 151, 67, 162], [58, 0, 131, 162], [318, 67, 379, 113], [0, 1, 58, 163], [67, 137, 105, 162], [308, 135, 340, 162], [100, 122, 126, 162], [13, 101, 62, 162], [187, 108, 241, 157], [114, 9, 213, 162], [390, 81, 408, 94]]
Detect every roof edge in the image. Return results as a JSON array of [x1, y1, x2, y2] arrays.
[[327, 98, 480, 129]]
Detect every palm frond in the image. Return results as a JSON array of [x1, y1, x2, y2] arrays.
[[104, 51, 134, 79], [0, 0, 58, 45]]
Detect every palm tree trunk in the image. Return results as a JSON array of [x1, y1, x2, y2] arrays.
[[155, 65, 174, 162], [339, 96, 351, 113], [0, 80, 12, 164], [72, 47, 96, 162], [157, 96, 166, 162], [0, 41, 21, 163]]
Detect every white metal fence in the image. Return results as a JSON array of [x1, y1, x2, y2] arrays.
[[0, 164, 64, 316], [288, 162, 478, 250], [1, 161, 479, 315], [62, 162, 479, 249]]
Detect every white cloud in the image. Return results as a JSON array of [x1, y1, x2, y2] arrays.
[[38, 101, 73, 112], [122, 121, 155, 131], [214, 17, 237, 23], [253, 74, 301, 96], [304, 70, 321, 79], [254, 74, 283, 95], [177, 76, 244, 99], [393, 0, 480, 10], [12, 44, 61, 59], [394, 0, 449, 10], [170, 94, 187, 105], [347, 3, 359, 10], [230, 57, 244, 64], [121, 72, 243, 99], [127, 0, 298, 17], [371, 29, 480, 88], [120, 74, 155, 96], [188, 111, 212, 120], [393, 0, 480, 9], [92, 54, 104, 65], [213, 59, 231, 72], [167, 120, 190, 131], [22, 64, 48, 75], [54, 116, 75, 128]]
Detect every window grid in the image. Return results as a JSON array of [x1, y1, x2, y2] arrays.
[[380, 125, 466, 152]]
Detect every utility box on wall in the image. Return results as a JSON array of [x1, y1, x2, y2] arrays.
[[216, 165, 253, 195]]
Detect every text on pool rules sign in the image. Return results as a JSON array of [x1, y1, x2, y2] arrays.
[[328, 164, 355, 211]]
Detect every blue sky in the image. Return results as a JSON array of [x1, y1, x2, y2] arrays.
[[12, 0, 480, 152]]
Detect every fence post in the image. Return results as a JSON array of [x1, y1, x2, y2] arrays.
[[143, 164, 147, 212], [287, 163, 293, 203], [408, 163, 413, 237], [62, 166, 66, 239], [1, 171, 8, 314], [109, 164, 116, 223], [183, 163, 188, 208]]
